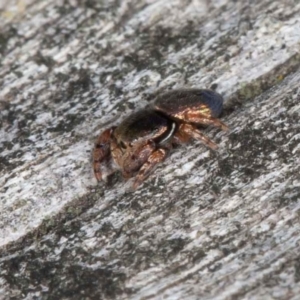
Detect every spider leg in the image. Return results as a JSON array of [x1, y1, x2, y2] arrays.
[[172, 127, 191, 144], [132, 148, 169, 189], [93, 127, 116, 181], [177, 123, 218, 150], [185, 110, 229, 131]]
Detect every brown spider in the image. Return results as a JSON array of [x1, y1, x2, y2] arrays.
[[93, 89, 228, 189]]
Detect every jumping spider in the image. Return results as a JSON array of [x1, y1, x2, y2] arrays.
[[93, 89, 228, 189]]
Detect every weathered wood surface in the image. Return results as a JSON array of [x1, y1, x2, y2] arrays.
[[0, 0, 300, 299]]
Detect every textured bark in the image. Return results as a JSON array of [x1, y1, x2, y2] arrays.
[[0, 0, 300, 299]]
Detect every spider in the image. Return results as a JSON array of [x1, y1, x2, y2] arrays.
[[93, 89, 228, 189]]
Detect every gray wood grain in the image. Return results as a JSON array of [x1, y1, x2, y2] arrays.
[[0, 0, 300, 299]]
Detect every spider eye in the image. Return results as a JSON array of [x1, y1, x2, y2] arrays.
[[119, 141, 127, 149], [96, 143, 104, 148]]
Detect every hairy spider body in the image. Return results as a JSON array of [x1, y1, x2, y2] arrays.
[[93, 89, 228, 189]]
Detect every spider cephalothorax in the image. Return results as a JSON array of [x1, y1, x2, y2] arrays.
[[93, 89, 228, 189]]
